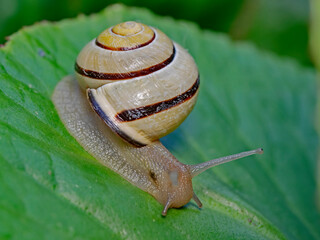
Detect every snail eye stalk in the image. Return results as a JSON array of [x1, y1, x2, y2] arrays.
[[189, 148, 264, 178]]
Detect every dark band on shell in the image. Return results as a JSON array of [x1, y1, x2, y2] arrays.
[[116, 76, 200, 122], [95, 32, 156, 51], [87, 89, 146, 147], [75, 46, 176, 80]]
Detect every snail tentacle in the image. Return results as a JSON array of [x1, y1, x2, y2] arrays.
[[188, 148, 264, 178], [192, 193, 203, 208]]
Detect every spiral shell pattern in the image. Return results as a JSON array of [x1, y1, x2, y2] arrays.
[[75, 21, 199, 147]]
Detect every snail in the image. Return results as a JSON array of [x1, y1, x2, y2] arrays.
[[52, 21, 263, 216]]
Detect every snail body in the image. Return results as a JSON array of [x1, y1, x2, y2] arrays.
[[53, 22, 263, 216]]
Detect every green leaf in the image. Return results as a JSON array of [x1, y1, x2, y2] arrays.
[[230, 0, 310, 65], [310, 0, 320, 211], [0, 4, 319, 239]]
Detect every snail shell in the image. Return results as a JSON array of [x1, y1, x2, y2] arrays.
[[74, 21, 199, 147], [53, 21, 263, 216]]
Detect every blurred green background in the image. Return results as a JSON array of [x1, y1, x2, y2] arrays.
[[0, 0, 311, 66]]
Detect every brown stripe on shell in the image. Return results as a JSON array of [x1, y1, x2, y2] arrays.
[[95, 31, 156, 51], [116, 76, 200, 122], [87, 89, 146, 147], [75, 46, 176, 80]]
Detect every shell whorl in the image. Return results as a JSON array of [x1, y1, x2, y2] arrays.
[[75, 21, 174, 89], [75, 21, 199, 147], [96, 21, 155, 51]]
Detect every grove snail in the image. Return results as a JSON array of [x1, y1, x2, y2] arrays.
[[52, 21, 263, 216]]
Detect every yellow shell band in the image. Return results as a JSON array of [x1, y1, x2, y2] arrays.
[[96, 21, 155, 50]]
